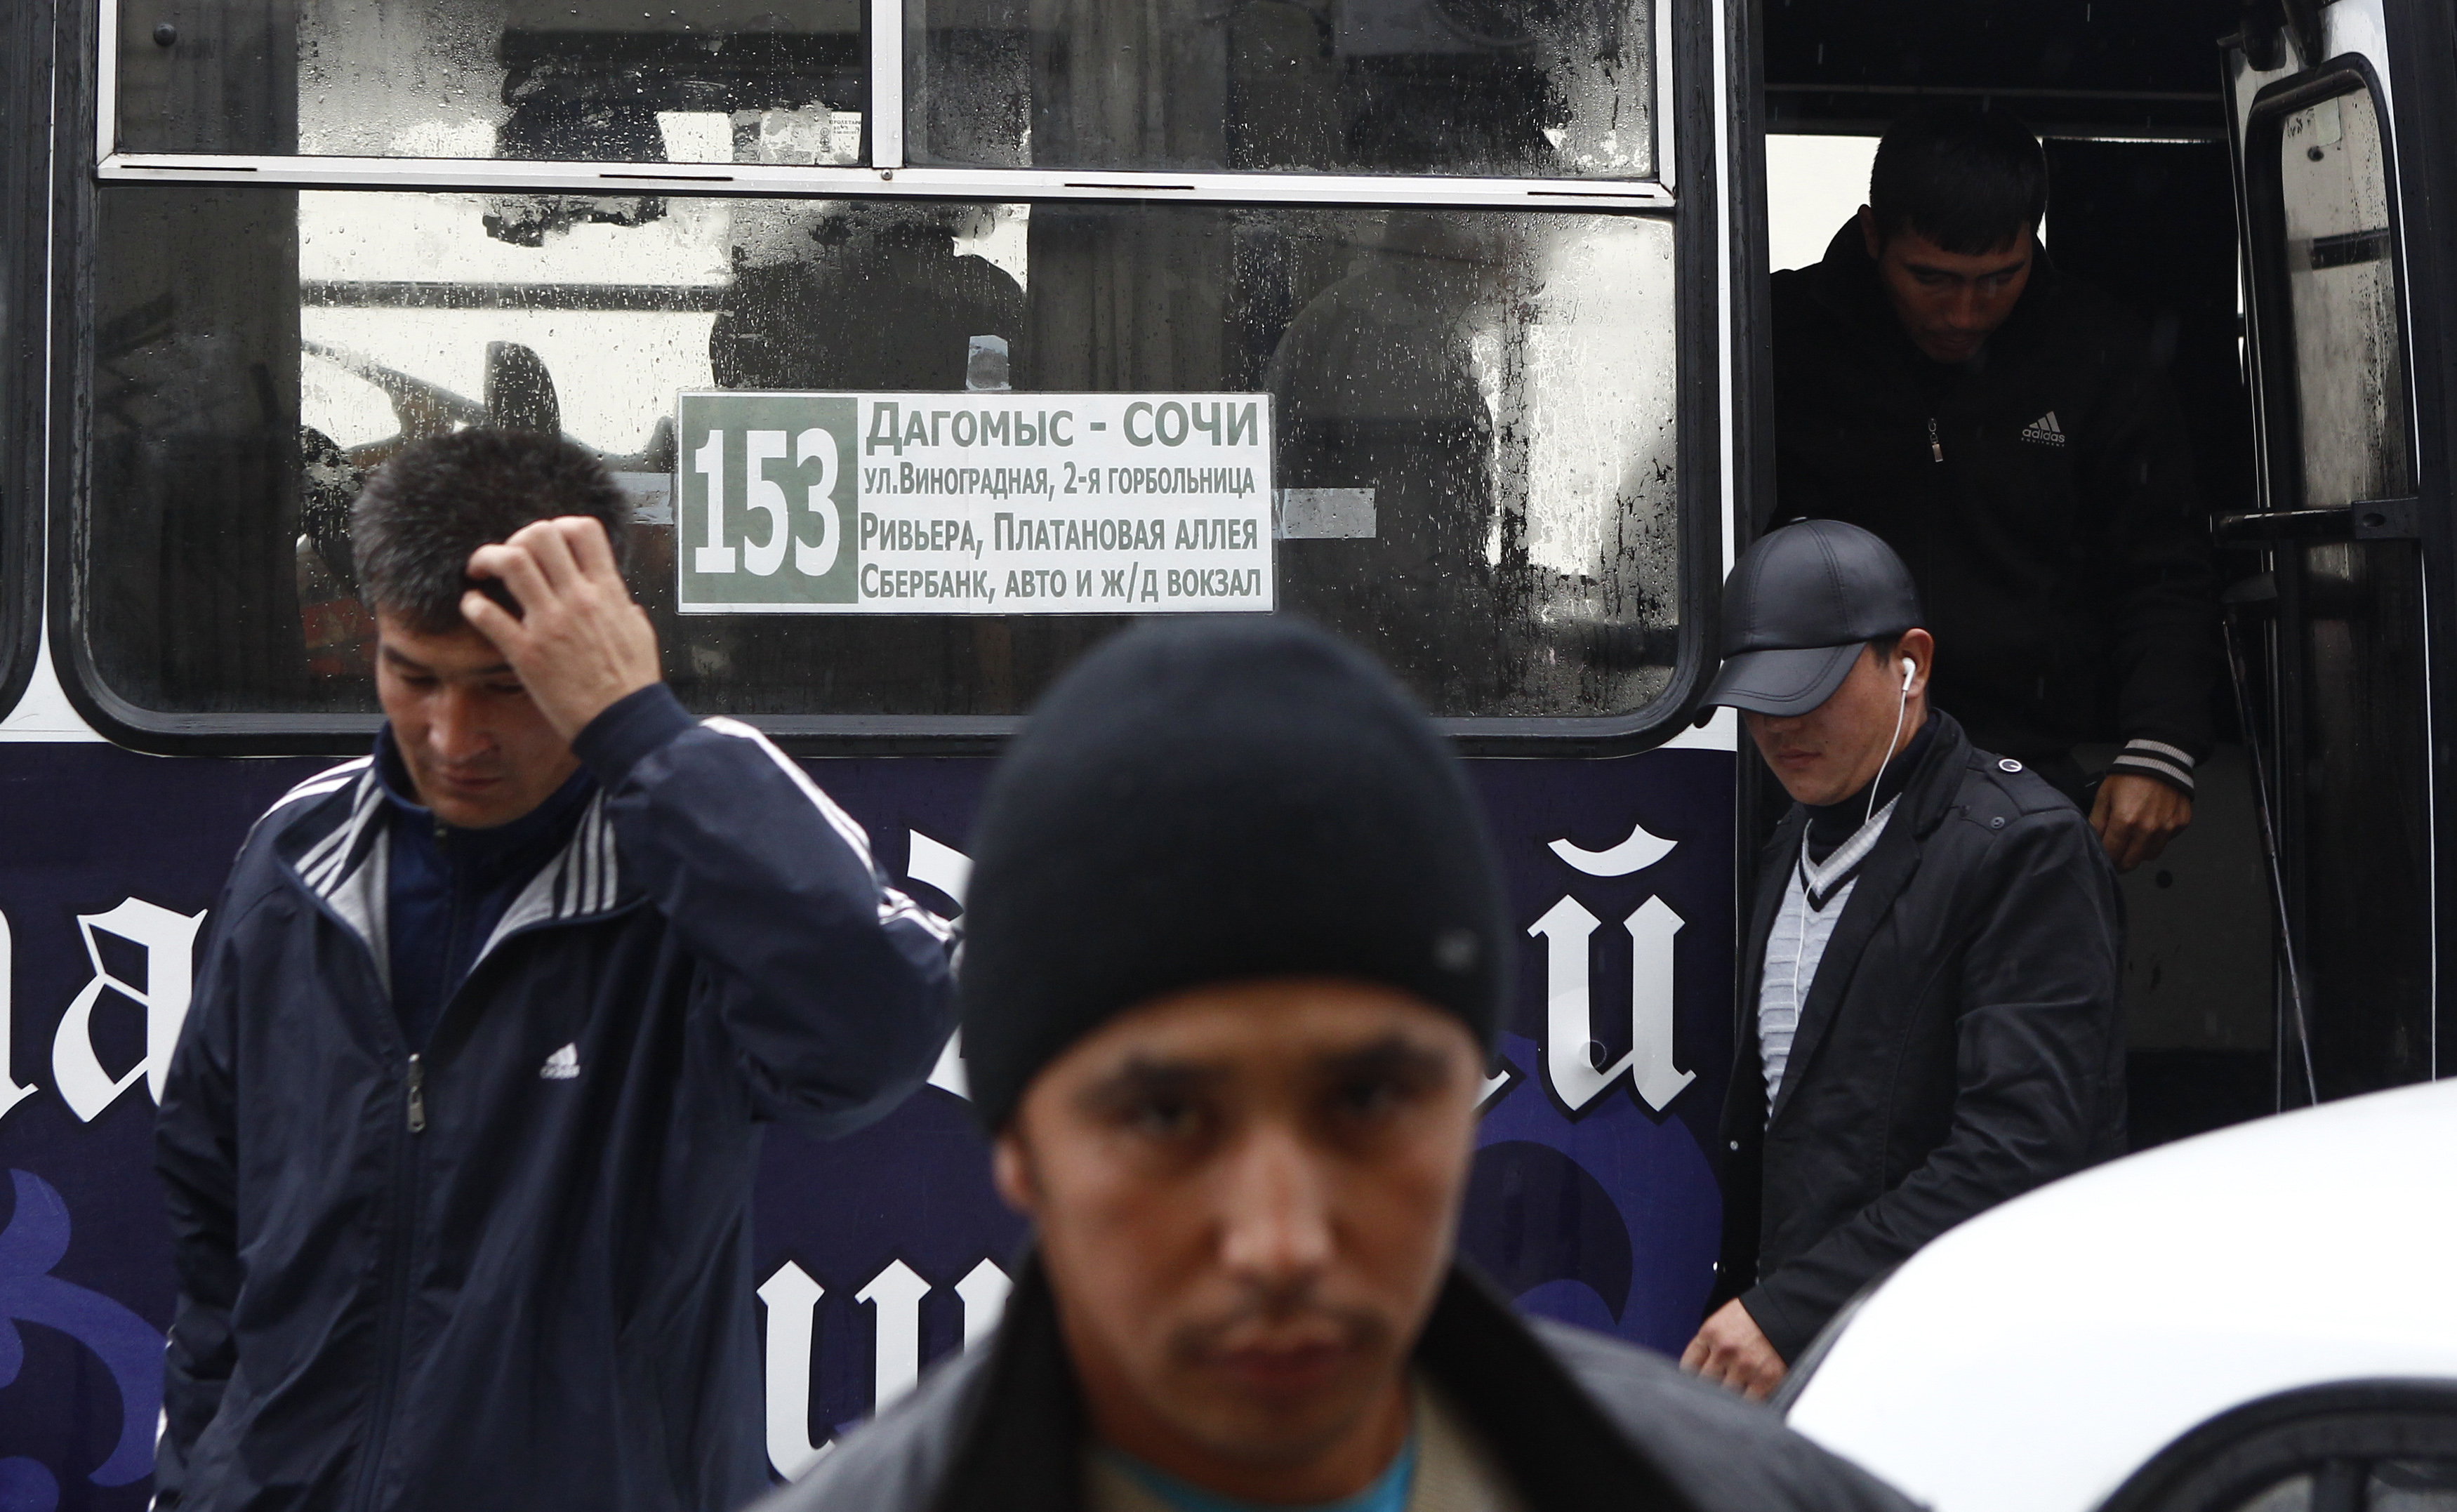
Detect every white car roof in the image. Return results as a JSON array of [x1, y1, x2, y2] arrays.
[[1783, 1077, 2457, 1512]]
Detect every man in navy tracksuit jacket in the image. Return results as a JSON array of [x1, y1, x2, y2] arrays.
[[154, 432, 955, 1512]]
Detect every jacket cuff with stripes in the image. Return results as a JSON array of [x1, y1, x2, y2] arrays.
[[574, 682, 698, 788], [2107, 738, 2196, 797]]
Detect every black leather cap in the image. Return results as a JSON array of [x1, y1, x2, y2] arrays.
[[1703, 520, 1923, 716]]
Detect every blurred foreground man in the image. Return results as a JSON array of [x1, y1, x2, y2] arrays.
[[771, 618, 1913, 1512], [1684, 522, 2124, 1399], [155, 432, 955, 1510], [1771, 105, 2218, 870]]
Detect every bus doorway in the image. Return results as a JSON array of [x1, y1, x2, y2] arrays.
[[2218, 0, 2457, 1101], [1754, 0, 2453, 1143]]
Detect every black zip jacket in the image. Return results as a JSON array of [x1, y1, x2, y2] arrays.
[[154, 686, 957, 1512], [1770, 220, 2220, 779], [758, 1258, 1916, 1512], [1711, 713, 2126, 1362]]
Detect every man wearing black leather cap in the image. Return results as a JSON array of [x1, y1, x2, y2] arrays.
[[764, 616, 1914, 1512], [1681, 520, 2125, 1400]]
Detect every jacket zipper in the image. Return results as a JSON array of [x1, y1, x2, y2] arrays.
[[349, 1055, 428, 1512], [357, 816, 486, 1508], [1928, 417, 1944, 463], [355, 828, 460, 1509]]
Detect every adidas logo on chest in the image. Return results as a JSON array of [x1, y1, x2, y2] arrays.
[[540, 1042, 580, 1080], [2020, 410, 2067, 447]]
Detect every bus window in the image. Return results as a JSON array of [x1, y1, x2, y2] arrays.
[[81, 187, 1679, 724], [908, 0, 1656, 177], [114, 0, 867, 164], [110, 0, 1659, 180]]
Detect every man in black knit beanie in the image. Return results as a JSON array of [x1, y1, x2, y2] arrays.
[[764, 617, 1912, 1512]]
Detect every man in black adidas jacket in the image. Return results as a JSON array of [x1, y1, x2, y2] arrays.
[[1770, 105, 2219, 872], [154, 432, 955, 1511]]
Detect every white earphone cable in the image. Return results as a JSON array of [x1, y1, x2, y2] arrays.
[[1864, 656, 1916, 830]]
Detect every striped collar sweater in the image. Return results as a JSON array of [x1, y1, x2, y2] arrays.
[[1758, 797, 1899, 1110]]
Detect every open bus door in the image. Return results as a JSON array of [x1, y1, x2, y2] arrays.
[[2220, 0, 2457, 1103]]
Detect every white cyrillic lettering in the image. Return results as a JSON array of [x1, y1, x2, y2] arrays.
[[758, 1263, 828, 1479], [956, 1259, 1012, 1348], [1528, 894, 1694, 1115], [858, 1259, 931, 1412], [1622, 898, 1696, 1110], [0, 911, 35, 1122], [53, 898, 206, 1122]]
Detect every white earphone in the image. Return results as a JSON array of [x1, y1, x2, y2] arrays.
[[1865, 653, 1919, 827]]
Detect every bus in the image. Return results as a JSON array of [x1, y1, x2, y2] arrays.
[[1, 0, 2449, 1502]]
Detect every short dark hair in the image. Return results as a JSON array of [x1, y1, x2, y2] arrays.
[[352, 430, 629, 633], [1868, 105, 2048, 255]]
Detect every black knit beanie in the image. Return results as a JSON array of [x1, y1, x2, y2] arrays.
[[959, 617, 1509, 1128]]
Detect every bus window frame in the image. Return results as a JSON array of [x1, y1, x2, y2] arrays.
[[0, 0, 51, 725], [93, 0, 1682, 191], [53, 0, 1733, 757]]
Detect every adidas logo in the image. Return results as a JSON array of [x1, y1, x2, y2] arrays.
[[2020, 411, 2067, 447], [540, 1043, 580, 1080]]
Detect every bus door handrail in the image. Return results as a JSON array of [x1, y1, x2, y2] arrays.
[[2211, 497, 2421, 545]]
